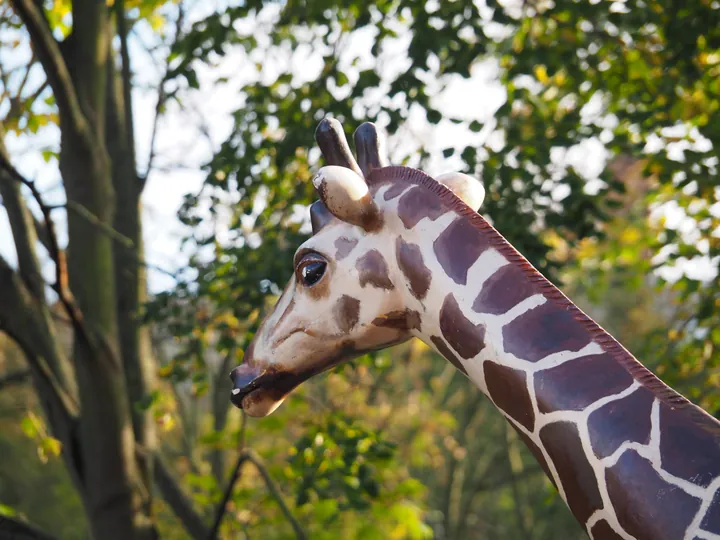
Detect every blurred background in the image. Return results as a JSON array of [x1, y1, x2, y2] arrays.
[[0, 0, 718, 538]]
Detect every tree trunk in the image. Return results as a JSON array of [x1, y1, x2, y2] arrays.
[[57, 2, 155, 538], [106, 20, 158, 506]]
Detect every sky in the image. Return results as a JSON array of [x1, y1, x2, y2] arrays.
[[0, 0, 717, 298]]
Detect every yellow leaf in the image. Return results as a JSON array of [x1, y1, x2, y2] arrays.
[[534, 65, 549, 84]]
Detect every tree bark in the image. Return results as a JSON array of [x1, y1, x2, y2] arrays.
[[106, 9, 158, 508], [209, 349, 235, 483], [153, 454, 210, 540], [7, 0, 157, 537]]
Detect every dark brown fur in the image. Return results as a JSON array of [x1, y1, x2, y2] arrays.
[[605, 450, 701, 540], [484, 361, 535, 431], [430, 335, 468, 375], [396, 237, 432, 300], [356, 249, 394, 290], [333, 295, 360, 333], [372, 309, 422, 331], [587, 386, 654, 459], [433, 217, 491, 286], [439, 293, 486, 359], [334, 236, 358, 260], [502, 301, 591, 363], [539, 421, 604, 524], [472, 262, 535, 314], [589, 520, 624, 540], [534, 353, 634, 413]]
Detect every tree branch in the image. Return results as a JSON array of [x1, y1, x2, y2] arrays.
[[143, 1, 186, 184], [209, 412, 247, 538], [114, 0, 135, 162], [31, 213, 51, 252], [0, 369, 31, 391], [243, 450, 307, 540], [0, 155, 120, 372], [0, 254, 85, 494], [0, 514, 58, 540], [151, 452, 209, 540], [0, 155, 87, 341], [8, 0, 92, 146], [0, 256, 79, 417], [209, 444, 307, 540], [0, 130, 77, 396]]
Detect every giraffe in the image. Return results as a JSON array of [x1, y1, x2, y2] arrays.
[[229, 118, 720, 539]]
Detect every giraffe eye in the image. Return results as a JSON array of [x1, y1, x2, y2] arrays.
[[300, 260, 327, 287]]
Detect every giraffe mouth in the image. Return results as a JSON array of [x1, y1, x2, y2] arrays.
[[228, 342, 369, 415], [229, 364, 307, 412]]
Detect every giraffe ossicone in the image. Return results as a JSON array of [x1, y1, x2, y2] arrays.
[[230, 117, 720, 539]]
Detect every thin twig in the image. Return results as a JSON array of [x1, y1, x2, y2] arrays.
[[208, 412, 247, 538], [245, 450, 307, 540], [208, 409, 306, 539], [36, 200, 180, 281], [143, 1, 185, 183], [148, 446, 210, 540], [0, 157, 122, 371], [0, 157, 85, 336], [66, 200, 134, 248], [8, 0, 93, 150], [208, 445, 307, 540]]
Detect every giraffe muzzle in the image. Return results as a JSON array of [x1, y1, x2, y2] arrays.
[[229, 363, 309, 416], [229, 363, 264, 409]]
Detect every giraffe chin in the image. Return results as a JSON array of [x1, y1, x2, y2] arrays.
[[238, 391, 288, 418]]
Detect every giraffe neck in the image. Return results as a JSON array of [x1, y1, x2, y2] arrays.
[[374, 171, 720, 540]]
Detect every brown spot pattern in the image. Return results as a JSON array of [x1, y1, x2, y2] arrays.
[[439, 293, 486, 359], [539, 421, 603, 524], [658, 402, 720, 488], [502, 301, 591, 362], [430, 336, 468, 375], [396, 237, 431, 300], [372, 309, 421, 331], [534, 353, 634, 414], [605, 450, 701, 540], [356, 250, 394, 290], [398, 186, 446, 229], [334, 236, 358, 260], [589, 520, 624, 540], [587, 386, 654, 459], [384, 182, 409, 201], [701, 488, 720, 531], [472, 263, 534, 314], [433, 217, 491, 285], [512, 428, 556, 487], [484, 361, 535, 431], [333, 295, 360, 333]]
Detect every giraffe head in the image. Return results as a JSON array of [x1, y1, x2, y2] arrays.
[[230, 118, 485, 417]]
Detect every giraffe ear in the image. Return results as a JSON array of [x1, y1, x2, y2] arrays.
[[312, 166, 382, 231], [436, 172, 485, 211]]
